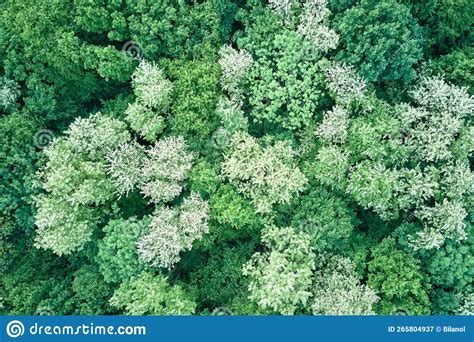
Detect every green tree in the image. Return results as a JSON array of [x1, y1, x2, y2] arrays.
[[96, 217, 150, 284], [0, 0, 134, 123], [110, 272, 196, 315], [334, 0, 423, 83], [72, 264, 114, 315], [1, 0, 472, 318], [312, 255, 378, 315], [0, 112, 39, 269], [236, 4, 328, 130], [0, 248, 74, 315], [222, 132, 308, 214], [210, 184, 261, 231], [368, 238, 431, 315], [34, 113, 130, 255], [188, 159, 221, 197], [403, 0, 473, 55], [167, 60, 221, 144], [189, 242, 255, 309], [426, 47, 474, 90], [291, 186, 358, 252], [422, 233, 474, 292], [243, 225, 315, 315]]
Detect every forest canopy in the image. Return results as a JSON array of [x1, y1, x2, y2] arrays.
[[0, 0, 473, 316]]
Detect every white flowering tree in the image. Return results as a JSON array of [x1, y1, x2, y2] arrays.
[[347, 161, 401, 220], [409, 200, 468, 250], [107, 135, 194, 203], [316, 106, 350, 144], [215, 96, 249, 134], [218, 45, 253, 101], [397, 77, 472, 249], [125, 60, 173, 142], [215, 45, 253, 147], [297, 0, 339, 53], [137, 193, 209, 269], [34, 113, 130, 255], [323, 62, 366, 105], [456, 292, 474, 315], [140, 136, 194, 204], [312, 256, 379, 315], [107, 141, 145, 196], [325, 75, 474, 250], [0, 77, 20, 112], [268, 0, 294, 22], [313, 145, 350, 191], [221, 132, 308, 213], [268, 0, 339, 54], [243, 225, 315, 315]]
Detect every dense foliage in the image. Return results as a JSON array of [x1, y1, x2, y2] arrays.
[[0, 0, 472, 316]]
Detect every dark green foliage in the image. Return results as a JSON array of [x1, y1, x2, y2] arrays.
[[403, 0, 473, 55], [416, 224, 474, 314], [0, 0, 471, 317], [429, 288, 461, 315], [291, 187, 359, 252], [368, 238, 431, 315], [0, 0, 133, 124], [167, 59, 221, 144], [421, 229, 474, 292], [74, 0, 234, 60], [71, 264, 115, 315], [427, 47, 474, 90], [0, 248, 74, 315], [97, 217, 150, 284], [335, 0, 423, 83], [189, 242, 255, 309], [0, 112, 39, 270]]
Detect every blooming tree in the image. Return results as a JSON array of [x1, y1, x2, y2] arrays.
[[137, 193, 209, 269], [34, 113, 130, 255], [312, 256, 379, 315], [218, 45, 253, 100], [125, 60, 173, 142], [140, 136, 194, 204], [221, 132, 307, 213], [243, 225, 315, 315]]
